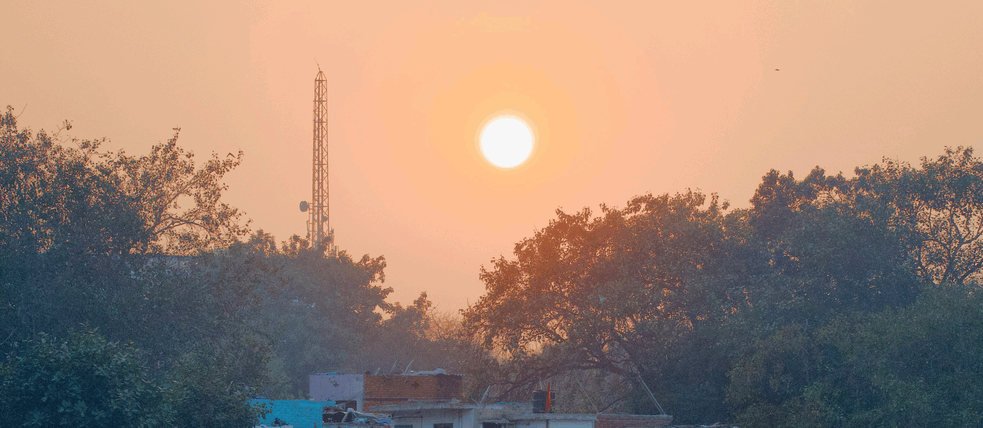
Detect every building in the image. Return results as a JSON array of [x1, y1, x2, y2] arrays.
[[250, 399, 335, 428], [372, 401, 672, 428], [309, 370, 671, 428], [310, 370, 463, 412]]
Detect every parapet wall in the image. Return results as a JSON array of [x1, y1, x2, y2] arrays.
[[363, 373, 463, 410]]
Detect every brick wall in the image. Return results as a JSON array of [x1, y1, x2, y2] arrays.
[[595, 414, 673, 428], [363, 374, 463, 411]]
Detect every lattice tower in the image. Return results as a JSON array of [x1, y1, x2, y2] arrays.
[[309, 67, 333, 250]]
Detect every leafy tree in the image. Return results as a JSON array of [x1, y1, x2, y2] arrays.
[[0, 105, 248, 350], [0, 107, 245, 259], [725, 324, 821, 428], [268, 242, 391, 395], [0, 329, 167, 427], [820, 285, 983, 427], [464, 191, 742, 422], [359, 293, 480, 378], [359, 292, 434, 373], [164, 338, 271, 428], [723, 166, 927, 427], [0, 106, 262, 424], [747, 167, 921, 324], [727, 285, 983, 428], [463, 165, 929, 423], [1, 107, 140, 342], [0, 108, 142, 257], [467, 192, 728, 372], [856, 146, 983, 285], [111, 128, 248, 255], [726, 156, 983, 427]]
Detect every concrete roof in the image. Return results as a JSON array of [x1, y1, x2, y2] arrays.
[[372, 401, 597, 423], [372, 401, 480, 413], [509, 413, 597, 422]]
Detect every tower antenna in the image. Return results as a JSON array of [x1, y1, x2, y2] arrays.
[[306, 66, 336, 255]]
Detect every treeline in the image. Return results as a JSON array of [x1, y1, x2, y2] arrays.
[[462, 148, 983, 427], [6, 103, 983, 428], [0, 107, 465, 427]]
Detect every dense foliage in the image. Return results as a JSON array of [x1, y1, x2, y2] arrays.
[[464, 148, 983, 427], [0, 329, 165, 427], [0, 107, 458, 425]]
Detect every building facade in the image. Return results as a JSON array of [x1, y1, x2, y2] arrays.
[[310, 370, 463, 412]]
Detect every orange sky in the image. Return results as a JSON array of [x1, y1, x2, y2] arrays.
[[3, 0, 982, 311]]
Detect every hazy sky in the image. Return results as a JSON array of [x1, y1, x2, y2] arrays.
[[4, 0, 981, 311]]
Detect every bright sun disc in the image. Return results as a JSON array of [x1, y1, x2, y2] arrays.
[[480, 116, 534, 168]]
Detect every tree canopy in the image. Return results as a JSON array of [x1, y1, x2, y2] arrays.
[[464, 148, 983, 426], [0, 106, 460, 424], [6, 104, 983, 427]]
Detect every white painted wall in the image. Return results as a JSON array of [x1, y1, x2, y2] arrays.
[[310, 373, 365, 410], [391, 409, 471, 428], [544, 421, 592, 428], [515, 420, 592, 428]]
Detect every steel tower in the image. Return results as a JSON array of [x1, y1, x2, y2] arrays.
[[308, 67, 334, 252]]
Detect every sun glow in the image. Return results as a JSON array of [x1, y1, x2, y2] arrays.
[[479, 116, 534, 168]]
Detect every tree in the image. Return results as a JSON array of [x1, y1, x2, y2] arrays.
[[358, 293, 479, 377], [727, 285, 983, 428], [726, 155, 983, 427], [112, 128, 248, 255], [0, 106, 249, 349], [821, 285, 983, 427], [467, 191, 727, 371], [0, 329, 167, 427], [463, 165, 934, 423], [0, 106, 246, 258], [164, 337, 271, 428], [747, 167, 922, 324], [725, 324, 821, 428], [464, 191, 742, 422], [216, 233, 395, 397], [0, 106, 262, 424], [856, 146, 983, 285]]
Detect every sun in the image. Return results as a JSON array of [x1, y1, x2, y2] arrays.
[[479, 116, 534, 168]]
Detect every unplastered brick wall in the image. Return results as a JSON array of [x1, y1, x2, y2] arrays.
[[363, 374, 463, 410]]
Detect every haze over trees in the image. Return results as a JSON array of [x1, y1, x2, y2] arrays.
[[3, 105, 983, 428], [463, 147, 983, 427], [0, 107, 457, 426]]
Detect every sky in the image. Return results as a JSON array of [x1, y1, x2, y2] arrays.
[[3, 0, 982, 311]]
